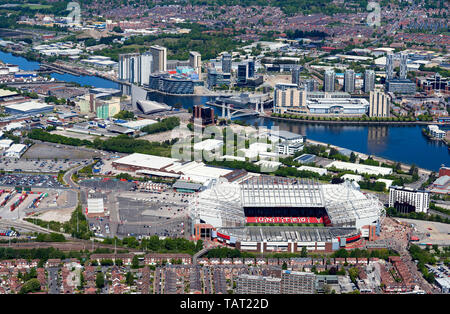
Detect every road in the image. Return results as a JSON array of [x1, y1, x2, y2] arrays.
[[48, 267, 60, 294], [63, 164, 86, 189]]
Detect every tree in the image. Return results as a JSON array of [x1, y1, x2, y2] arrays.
[[195, 239, 203, 252], [125, 272, 134, 286], [349, 152, 357, 163], [96, 272, 105, 289], [301, 246, 308, 258], [131, 255, 140, 269], [20, 278, 41, 294]]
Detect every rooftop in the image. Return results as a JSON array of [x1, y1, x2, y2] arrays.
[[113, 153, 177, 171], [240, 176, 324, 208]]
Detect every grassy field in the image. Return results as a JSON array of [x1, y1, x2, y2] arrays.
[[22, 4, 52, 10]]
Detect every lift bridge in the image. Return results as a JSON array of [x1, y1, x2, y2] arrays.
[[206, 101, 265, 119]]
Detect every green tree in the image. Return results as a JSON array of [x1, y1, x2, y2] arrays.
[[301, 246, 308, 258], [131, 255, 140, 269], [96, 272, 105, 289], [125, 272, 134, 286], [19, 278, 41, 294]]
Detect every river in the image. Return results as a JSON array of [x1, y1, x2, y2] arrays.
[[1, 50, 448, 171]]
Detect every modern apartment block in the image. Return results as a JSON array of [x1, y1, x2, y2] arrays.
[[292, 65, 302, 86], [364, 70, 375, 93], [324, 69, 335, 92], [369, 90, 390, 117], [150, 45, 167, 73], [189, 51, 202, 79], [344, 69, 355, 93], [236, 271, 316, 294], [235, 274, 282, 294], [388, 186, 430, 213], [118, 53, 140, 83], [281, 271, 316, 294], [221, 53, 232, 74]]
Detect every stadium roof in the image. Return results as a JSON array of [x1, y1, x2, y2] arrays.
[[240, 176, 324, 208], [217, 226, 358, 242]]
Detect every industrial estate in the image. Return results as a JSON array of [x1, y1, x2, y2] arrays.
[[0, 0, 447, 298]]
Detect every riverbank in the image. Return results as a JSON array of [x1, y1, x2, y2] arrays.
[[305, 138, 433, 175], [268, 114, 434, 126]]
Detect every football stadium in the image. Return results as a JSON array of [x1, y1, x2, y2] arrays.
[[189, 176, 385, 253]]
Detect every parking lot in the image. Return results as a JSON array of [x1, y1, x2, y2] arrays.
[[0, 174, 65, 188], [79, 178, 136, 191], [0, 157, 91, 173], [425, 263, 450, 280], [114, 190, 191, 238], [23, 142, 103, 160]]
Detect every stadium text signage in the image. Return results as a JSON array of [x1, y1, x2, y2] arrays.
[[246, 217, 324, 224]]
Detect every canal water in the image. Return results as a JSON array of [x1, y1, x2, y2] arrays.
[[1, 50, 449, 171]]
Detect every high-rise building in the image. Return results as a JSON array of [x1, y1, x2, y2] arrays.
[[399, 52, 408, 80], [324, 69, 335, 92], [235, 274, 282, 294], [207, 68, 231, 89], [292, 65, 302, 86], [189, 51, 202, 79], [237, 63, 248, 85], [138, 52, 153, 85], [118, 53, 140, 83], [304, 79, 318, 92], [273, 83, 307, 108], [386, 53, 394, 81], [193, 105, 215, 126], [248, 58, 255, 78], [281, 271, 316, 294], [389, 186, 430, 214], [344, 69, 355, 93], [364, 70, 375, 93], [369, 90, 390, 117], [150, 45, 167, 73], [222, 53, 232, 74]]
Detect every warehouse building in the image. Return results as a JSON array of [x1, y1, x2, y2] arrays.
[[4, 143, 27, 158], [326, 161, 393, 176], [112, 153, 178, 172], [3, 101, 54, 115]]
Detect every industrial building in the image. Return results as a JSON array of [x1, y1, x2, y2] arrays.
[[112, 153, 178, 173], [3, 101, 54, 115], [4, 143, 27, 158], [86, 198, 105, 218], [325, 161, 393, 176]]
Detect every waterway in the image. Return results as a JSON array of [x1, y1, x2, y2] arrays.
[[1, 50, 448, 171], [148, 93, 450, 172]]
